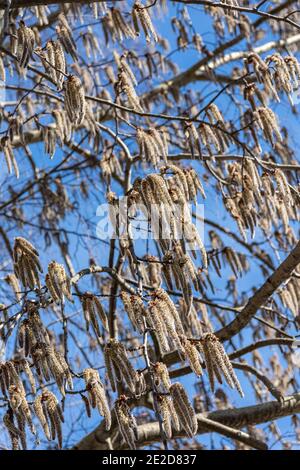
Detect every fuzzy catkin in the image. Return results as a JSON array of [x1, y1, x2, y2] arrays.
[[104, 339, 139, 394], [80, 292, 109, 336], [115, 396, 138, 450], [13, 237, 42, 289], [63, 75, 86, 126], [46, 261, 72, 304], [200, 333, 244, 397], [169, 382, 197, 438], [16, 21, 35, 68], [34, 389, 64, 448], [83, 368, 111, 430]]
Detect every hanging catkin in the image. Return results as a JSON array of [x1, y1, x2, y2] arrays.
[[132, 1, 158, 42], [56, 15, 78, 62], [13, 237, 42, 289], [157, 394, 180, 439], [153, 362, 172, 392], [200, 332, 244, 397], [45, 261, 72, 304], [104, 339, 139, 394], [115, 396, 138, 449], [63, 75, 86, 126], [120, 291, 147, 333], [16, 21, 35, 68], [3, 408, 24, 450], [34, 389, 64, 448], [169, 382, 197, 438], [80, 293, 109, 336], [0, 137, 19, 178], [5, 273, 21, 302], [83, 368, 111, 430]]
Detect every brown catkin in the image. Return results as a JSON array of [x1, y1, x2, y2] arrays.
[[63, 75, 86, 126], [104, 339, 138, 394], [13, 237, 42, 289], [83, 368, 111, 430], [46, 261, 72, 304], [16, 20, 35, 68], [169, 382, 197, 438], [201, 333, 244, 397], [115, 396, 138, 450]]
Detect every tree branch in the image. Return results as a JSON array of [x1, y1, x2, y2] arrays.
[[215, 241, 300, 342], [74, 392, 300, 449]]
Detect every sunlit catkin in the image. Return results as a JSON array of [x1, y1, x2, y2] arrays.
[[83, 368, 111, 430], [120, 291, 146, 333], [115, 396, 138, 450], [132, 1, 158, 42], [34, 389, 64, 448], [63, 75, 86, 126], [13, 237, 42, 289], [169, 382, 197, 438], [46, 261, 72, 304], [80, 292, 109, 336], [16, 21, 35, 68], [0, 137, 19, 178], [200, 333, 244, 397], [104, 339, 139, 394]]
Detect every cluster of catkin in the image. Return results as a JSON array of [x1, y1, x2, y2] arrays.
[[162, 242, 203, 303], [132, 1, 158, 42], [120, 291, 147, 334], [244, 53, 300, 146], [225, 160, 297, 240], [36, 40, 66, 90], [103, 7, 136, 43], [152, 365, 197, 439], [121, 287, 205, 373], [116, 54, 143, 111], [136, 127, 168, 167], [102, 3, 157, 44], [161, 164, 206, 203], [13, 237, 42, 290], [185, 105, 230, 157], [128, 169, 206, 262], [115, 396, 138, 449], [1, 360, 36, 449], [147, 288, 187, 355], [199, 333, 244, 397], [43, 108, 72, 150], [56, 14, 78, 62], [34, 389, 64, 448], [31, 342, 73, 396], [45, 261, 73, 304], [18, 306, 49, 356], [82, 368, 111, 430], [277, 277, 300, 318], [206, 1, 248, 38], [178, 298, 210, 338], [104, 339, 146, 395], [0, 136, 19, 178], [247, 53, 300, 103], [18, 304, 73, 396], [209, 245, 248, 279], [33, 5, 50, 26], [80, 292, 109, 337]]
